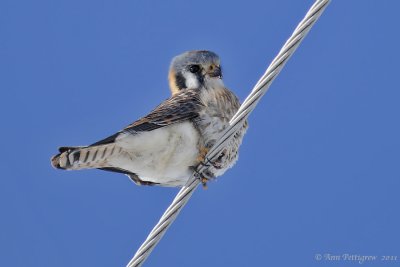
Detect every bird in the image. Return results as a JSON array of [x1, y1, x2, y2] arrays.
[[51, 50, 248, 187]]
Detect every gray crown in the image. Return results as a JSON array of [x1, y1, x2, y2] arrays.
[[170, 50, 220, 72]]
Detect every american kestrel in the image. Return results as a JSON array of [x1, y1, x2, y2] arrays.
[[51, 50, 248, 187]]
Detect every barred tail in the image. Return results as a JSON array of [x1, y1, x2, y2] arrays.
[[51, 144, 120, 170]]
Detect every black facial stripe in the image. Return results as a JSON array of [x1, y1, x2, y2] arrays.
[[175, 72, 187, 90], [195, 71, 204, 85]]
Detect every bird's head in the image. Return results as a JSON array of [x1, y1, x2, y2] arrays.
[[168, 50, 223, 94]]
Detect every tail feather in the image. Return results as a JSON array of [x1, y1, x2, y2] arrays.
[[51, 144, 119, 170]]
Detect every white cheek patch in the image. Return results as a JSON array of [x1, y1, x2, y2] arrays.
[[184, 73, 199, 89]]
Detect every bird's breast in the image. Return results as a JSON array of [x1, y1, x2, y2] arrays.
[[196, 87, 241, 148], [194, 86, 248, 179]]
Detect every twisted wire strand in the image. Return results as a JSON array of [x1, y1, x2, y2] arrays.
[[127, 1, 330, 266]]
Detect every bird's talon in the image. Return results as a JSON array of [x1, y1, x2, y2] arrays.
[[201, 177, 208, 189], [197, 146, 210, 163]]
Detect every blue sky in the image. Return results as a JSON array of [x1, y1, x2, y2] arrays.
[[1, 0, 400, 266]]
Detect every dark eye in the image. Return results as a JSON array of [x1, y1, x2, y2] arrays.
[[189, 65, 200, 73]]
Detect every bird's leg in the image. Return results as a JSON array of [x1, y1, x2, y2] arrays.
[[196, 146, 211, 189], [193, 146, 226, 189], [197, 146, 209, 164]]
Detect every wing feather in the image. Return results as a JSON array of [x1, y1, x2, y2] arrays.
[[90, 89, 202, 146]]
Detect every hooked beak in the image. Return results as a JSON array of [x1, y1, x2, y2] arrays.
[[206, 65, 222, 79]]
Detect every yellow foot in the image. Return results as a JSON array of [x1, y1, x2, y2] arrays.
[[201, 177, 208, 190], [197, 146, 209, 163]]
